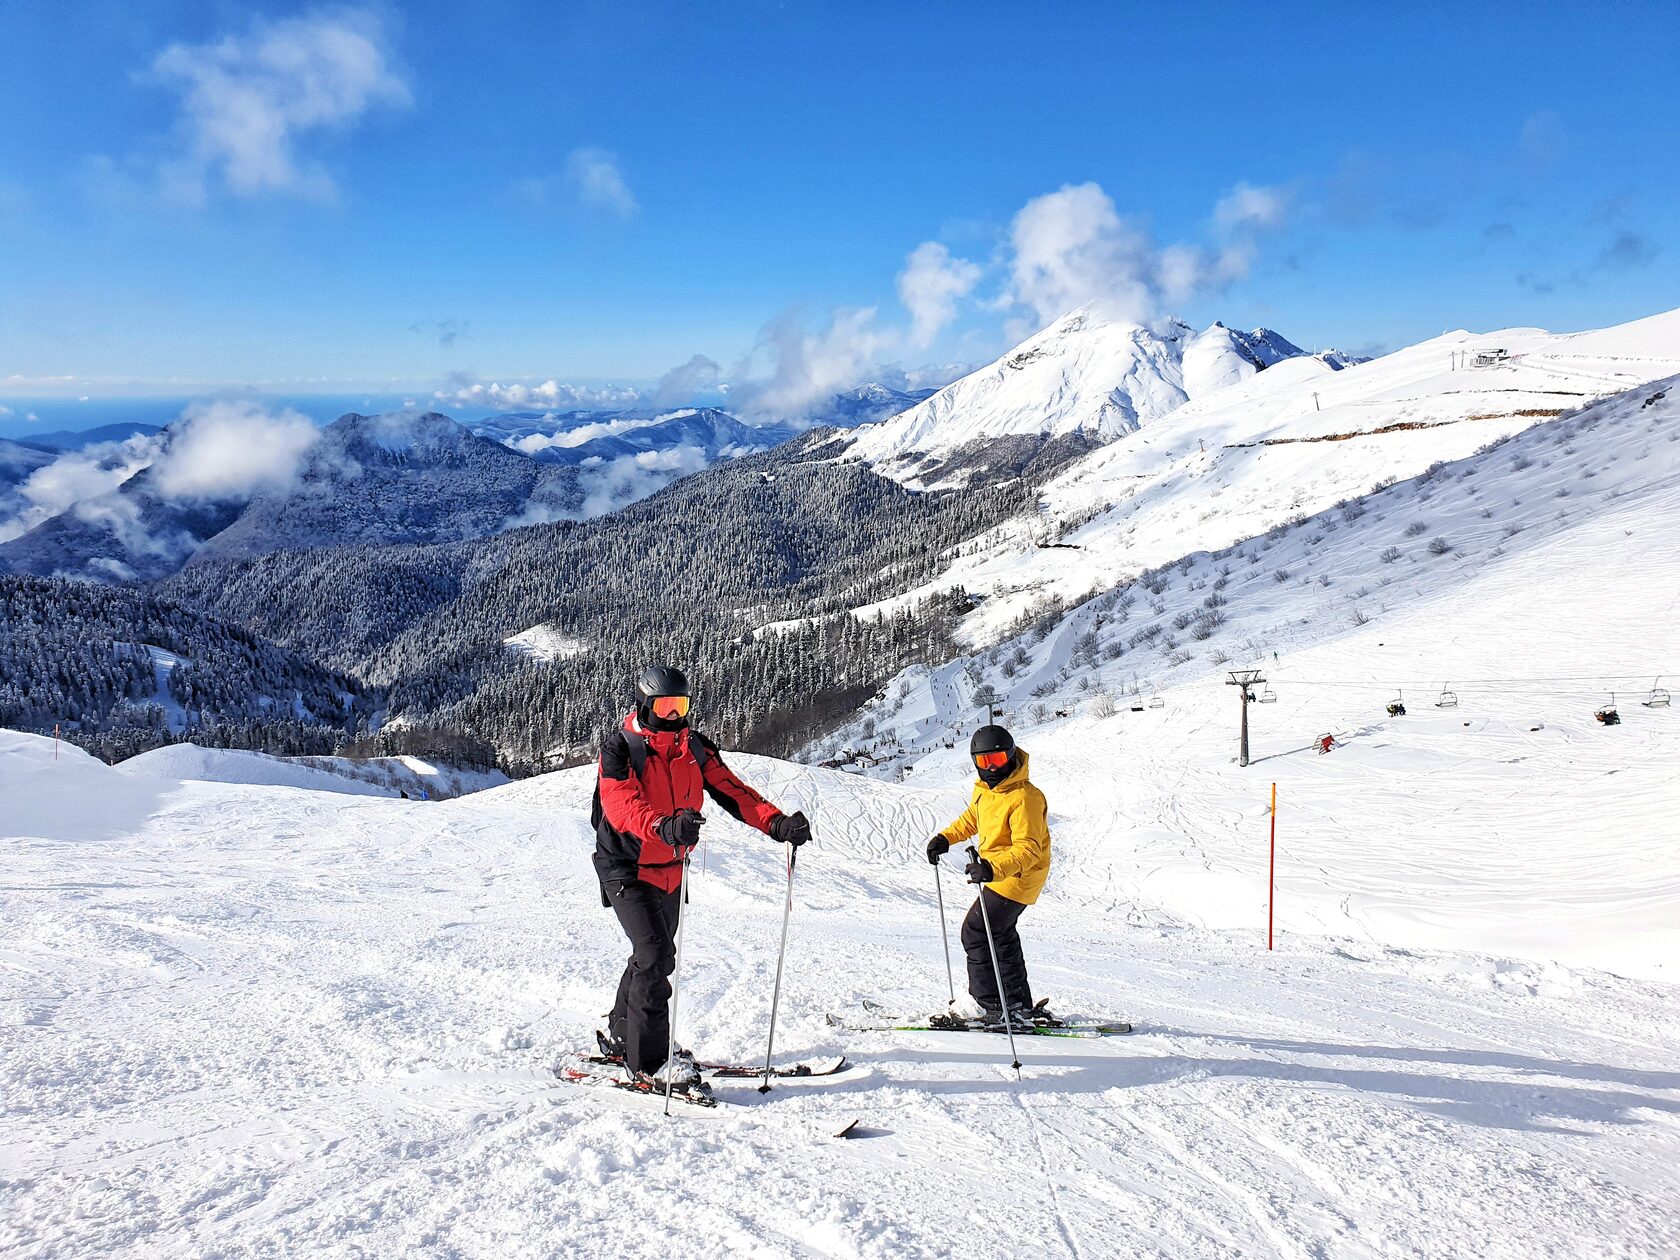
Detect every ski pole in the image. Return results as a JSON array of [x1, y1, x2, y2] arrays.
[[758, 840, 798, 1093], [933, 859, 957, 1008], [663, 849, 693, 1117], [969, 846, 1021, 1075]]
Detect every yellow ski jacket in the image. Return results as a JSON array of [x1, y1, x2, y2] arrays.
[[936, 749, 1050, 905]]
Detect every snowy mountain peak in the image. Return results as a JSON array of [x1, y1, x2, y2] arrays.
[[834, 309, 1310, 486], [327, 411, 477, 458]]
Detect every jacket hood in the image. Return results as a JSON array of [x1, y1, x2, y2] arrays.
[[623, 708, 689, 756]]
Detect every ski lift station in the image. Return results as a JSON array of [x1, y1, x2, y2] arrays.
[[1472, 347, 1512, 367]]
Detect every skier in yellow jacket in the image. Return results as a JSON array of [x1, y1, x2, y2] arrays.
[[927, 724, 1052, 1025]]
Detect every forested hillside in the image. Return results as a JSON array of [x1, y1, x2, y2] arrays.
[[0, 574, 373, 762], [160, 441, 1060, 765]]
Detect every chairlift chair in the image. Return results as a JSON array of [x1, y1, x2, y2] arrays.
[[1435, 683, 1459, 709], [1596, 693, 1621, 726], [1643, 677, 1671, 709], [1387, 689, 1406, 718], [1259, 685, 1277, 704], [1149, 694, 1165, 709]]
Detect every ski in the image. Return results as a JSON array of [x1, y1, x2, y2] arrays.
[[833, 1000, 1132, 1037], [585, 1038, 850, 1081], [705, 1054, 849, 1079], [553, 1054, 721, 1109], [827, 1014, 1129, 1038]]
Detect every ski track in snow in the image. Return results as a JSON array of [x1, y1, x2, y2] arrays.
[[3, 733, 1679, 1258]]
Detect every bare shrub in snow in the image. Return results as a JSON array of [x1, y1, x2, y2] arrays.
[[1273, 568, 1290, 583], [1511, 454, 1534, 470], [1379, 546, 1402, 564], [1403, 521, 1428, 537], [1371, 475, 1397, 493], [1349, 608, 1370, 626], [1088, 691, 1116, 719], [1172, 611, 1193, 631], [1318, 573, 1333, 587], [1167, 649, 1193, 666], [1207, 649, 1230, 665], [1428, 536, 1452, 556]]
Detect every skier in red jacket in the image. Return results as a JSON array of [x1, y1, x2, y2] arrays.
[[592, 665, 810, 1088]]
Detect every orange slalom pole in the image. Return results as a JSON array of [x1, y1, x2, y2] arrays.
[[1268, 782, 1277, 950]]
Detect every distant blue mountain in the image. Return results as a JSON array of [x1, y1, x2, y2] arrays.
[[474, 407, 800, 467], [17, 422, 164, 452], [469, 385, 934, 467]]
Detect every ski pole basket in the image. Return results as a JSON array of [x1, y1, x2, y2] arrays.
[[1643, 677, 1670, 709], [1435, 683, 1459, 709]]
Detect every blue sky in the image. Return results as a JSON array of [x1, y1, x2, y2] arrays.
[[1, 0, 1675, 423]]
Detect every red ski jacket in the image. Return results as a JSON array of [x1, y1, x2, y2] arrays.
[[593, 710, 784, 893]]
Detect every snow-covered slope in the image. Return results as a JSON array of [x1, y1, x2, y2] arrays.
[[833, 311, 1312, 487], [846, 306, 1680, 644], [812, 377, 1680, 981], [4, 728, 1678, 1256]]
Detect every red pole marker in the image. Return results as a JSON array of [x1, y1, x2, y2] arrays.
[[1268, 782, 1278, 950]]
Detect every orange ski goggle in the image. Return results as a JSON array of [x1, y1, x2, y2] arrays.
[[974, 750, 1011, 770], [650, 695, 691, 719]]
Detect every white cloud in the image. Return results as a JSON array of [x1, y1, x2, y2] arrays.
[[148, 10, 410, 204], [898, 242, 982, 348], [1007, 182, 1159, 325], [0, 434, 160, 544], [577, 445, 707, 517], [0, 404, 11, 417], [565, 147, 638, 217], [1213, 182, 1292, 235], [1005, 180, 1293, 326], [150, 400, 320, 499], [655, 354, 721, 406], [736, 307, 899, 418], [434, 378, 647, 411]]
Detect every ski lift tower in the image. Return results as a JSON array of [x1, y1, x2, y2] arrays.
[[972, 685, 1002, 724], [1227, 669, 1266, 767]]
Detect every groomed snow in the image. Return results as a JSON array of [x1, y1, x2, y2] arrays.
[[504, 624, 591, 663], [4, 721, 1678, 1256]]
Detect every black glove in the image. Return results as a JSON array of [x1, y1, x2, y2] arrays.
[[926, 836, 950, 865], [770, 811, 811, 847], [657, 809, 704, 851], [965, 854, 995, 885]]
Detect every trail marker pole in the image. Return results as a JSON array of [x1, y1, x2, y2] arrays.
[[53, 723, 60, 761], [1268, 782, 1277, 950]]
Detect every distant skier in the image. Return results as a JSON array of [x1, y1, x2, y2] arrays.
[[592, 665, 811, 1089], [927, 724, 1052, 1026]]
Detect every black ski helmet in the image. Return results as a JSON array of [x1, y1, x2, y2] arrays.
[[635, 664, 690, 731], [970, 724, 1017, 786]]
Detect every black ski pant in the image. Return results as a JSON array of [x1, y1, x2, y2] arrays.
[[960, 886, 1033, 1013], [606, 878, 682, 1075]]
